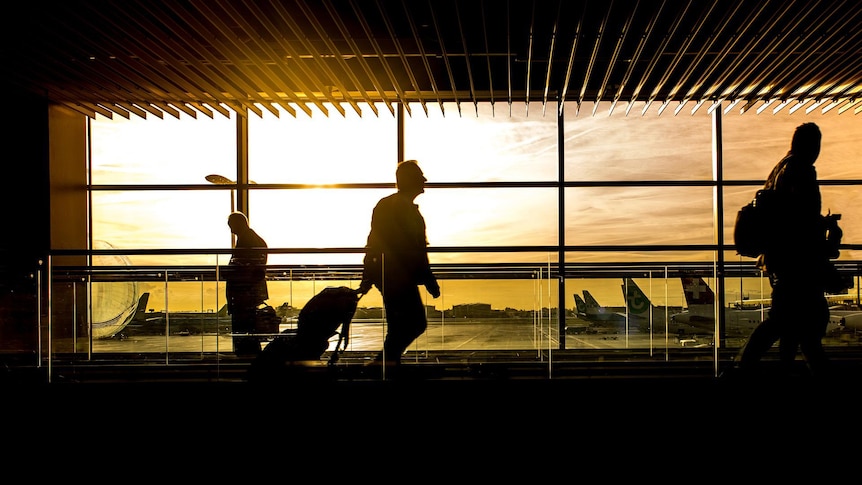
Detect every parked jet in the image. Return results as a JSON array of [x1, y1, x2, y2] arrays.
[[568, 279, 688, 335], [620, 277, 690, 335], [827, 304, 862, 336], [94, 292, 150, 339], [671, 277, 767, 337]]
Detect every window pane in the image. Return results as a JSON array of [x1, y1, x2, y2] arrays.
[[564, 101, 713, 181], [566, 186, 714, 244], [248, 103, 397, 184], [422, 188, 559, 248], [404, 101, 559, 182], [90, 114, 236, 185], [722, 107, 862, 180], [250, 187, 559, 254], [250, 188, 386, 253], [92, 190, 231, 261]]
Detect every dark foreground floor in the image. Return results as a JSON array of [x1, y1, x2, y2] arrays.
[[4, 364, 861, 479]]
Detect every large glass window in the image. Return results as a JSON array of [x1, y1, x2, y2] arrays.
[[90, 114, 236, 185], [81, 99, 862, 359], [564, 101, 714, 182], [404, 101, 559, 183], [248, 103, 397, 184]]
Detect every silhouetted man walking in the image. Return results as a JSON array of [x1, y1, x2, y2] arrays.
[[359, 160, 440, 368], [225, 211, 268, 356], [736, 123, 832, 376]]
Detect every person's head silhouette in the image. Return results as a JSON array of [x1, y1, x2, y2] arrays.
[[395, 160, 426, 198], [228, 211, 250, 234], [790, 122, 821, 162]]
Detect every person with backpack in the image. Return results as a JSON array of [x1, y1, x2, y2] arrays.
[[358, 160, 441, 371], [225, 211, 269, 356], [733, 122, 833, 377]]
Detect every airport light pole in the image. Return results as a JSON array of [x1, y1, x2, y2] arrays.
[[206, 174, 236, 247]]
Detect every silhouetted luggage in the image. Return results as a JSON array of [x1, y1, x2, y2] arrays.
[[247, 286, 360, 381], [254, 304, 280, 338], [734, 188, 777, 258]]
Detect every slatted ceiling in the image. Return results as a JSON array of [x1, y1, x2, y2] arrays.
[[5, 0, 861, 120], [267, 0, 359, 117], [404, 1, 443, 116]]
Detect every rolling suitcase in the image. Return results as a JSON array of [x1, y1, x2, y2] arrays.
[[247, 286, 361, 381]]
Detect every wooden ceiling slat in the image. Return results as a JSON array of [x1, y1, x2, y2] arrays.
[[455, 1, 479, 116], [62, 102, 98, 119], [630, 0, 693, 115], [36, 28, 162, 120], [577, 2, 612, 113], [837, 99, 861, 115], [267, 0, 350, 117], [184, 0, 291, 118], [322, 0, 396, 117], [738, 0, 850, 112], [651, 1, 720, 116], [403, 0, 444, 116], [140, 2, 264, 118], [238, 1, 336, 117], [265, 0, 361, 117], [121, 4, 263, 116], [429, 0, 462, 116], [559, 1, 587, 114], [131, 103, 166, 119], [6, 0, 860, 119], [296, 0, 380, 117], [151, 101, 181, 119], [542, 2, 562, 115], [524, 1, 535, 113], [115, 103, 148, 119], [610, 0, 662, 116], [699, 0, 791, 107], [670, 1, 749, 115], [479, 0, 495, 113], [213, 0, 316, 117], [79, 3, 247, 119], [350, 0, 412, 117], [772, 12, 862, 101], [375, 0, 428, 116], [595, 1, 638, 116]]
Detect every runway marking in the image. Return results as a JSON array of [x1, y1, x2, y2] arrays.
[[568, 337, 600, 348]]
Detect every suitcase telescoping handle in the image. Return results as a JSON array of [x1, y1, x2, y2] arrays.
[[328, 288, 364, 365]]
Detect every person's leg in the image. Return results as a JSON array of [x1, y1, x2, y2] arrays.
[[381, 286, 427, 364], [799, 295, 831, 376], [232, 306, 261, 355], [736, 316, 782, 373], [777, 329, 800, 374]]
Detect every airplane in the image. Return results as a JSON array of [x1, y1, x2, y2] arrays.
[[670, 276, 767, 337], [582, 289, 629, 325], [95, 292, 150, 339], [567, 279, 688, 335], [826, 301, 862, 337], [568, 291, 628, 334], [620, 277, 691, 336]]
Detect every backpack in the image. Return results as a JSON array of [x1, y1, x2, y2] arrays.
[[733, 188, 777, 258]]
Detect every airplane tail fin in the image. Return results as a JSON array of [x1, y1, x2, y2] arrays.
[[582, 290, 602, 311], [680, 276, 715, 306], [621, 278, 653, 317], [573, 294, 587, 315], [135, 292, 150, 316]]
